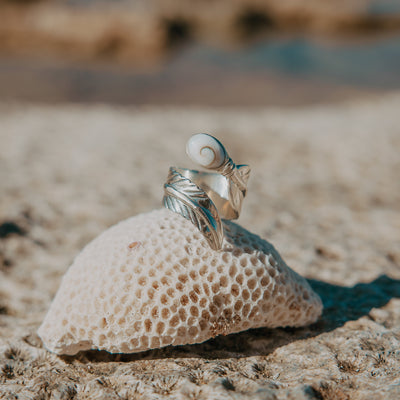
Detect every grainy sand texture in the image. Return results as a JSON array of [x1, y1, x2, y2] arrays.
[[0, 95, 400, 398]]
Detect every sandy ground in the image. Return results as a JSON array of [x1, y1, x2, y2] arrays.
[[0, 95, 400, 398]]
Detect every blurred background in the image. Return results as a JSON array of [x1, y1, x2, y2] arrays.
[[1, 3, 400, 397], [0, 0, 400, 106]]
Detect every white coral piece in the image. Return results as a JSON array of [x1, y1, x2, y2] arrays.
[[38, 209, 322, 355]]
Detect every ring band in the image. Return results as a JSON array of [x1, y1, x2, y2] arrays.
[[163, 134, 250, 250]]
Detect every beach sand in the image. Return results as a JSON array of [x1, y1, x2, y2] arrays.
[[0, 94, 399, 398]]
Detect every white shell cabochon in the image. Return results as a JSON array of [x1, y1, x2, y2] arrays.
[[38, 209, 322, 355], [186, 133, 226, 169]]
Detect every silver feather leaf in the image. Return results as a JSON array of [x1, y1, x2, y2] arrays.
[[163, 168, 223, 250]]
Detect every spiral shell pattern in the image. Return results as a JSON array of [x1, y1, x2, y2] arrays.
[[186, 133, 226, 169]]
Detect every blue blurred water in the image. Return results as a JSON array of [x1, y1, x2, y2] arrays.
[[368, 0, 400, 15], [167, 35, 400, 88], [0, 34, 399, 105]]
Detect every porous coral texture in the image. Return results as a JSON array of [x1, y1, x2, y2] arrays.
[[38, 208, 322, 355]]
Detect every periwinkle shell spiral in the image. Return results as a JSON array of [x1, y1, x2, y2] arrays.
[[186, 133, 227, 169]]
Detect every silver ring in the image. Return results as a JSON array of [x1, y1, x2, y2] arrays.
[[163, 133, 250, 250]]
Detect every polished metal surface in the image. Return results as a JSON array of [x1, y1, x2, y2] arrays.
[[163, 134, 250, 250]]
